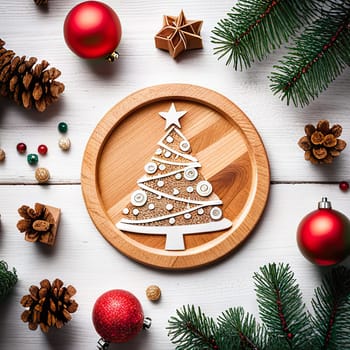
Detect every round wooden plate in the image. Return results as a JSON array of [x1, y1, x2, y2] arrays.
[[81, 84, 270, 269]]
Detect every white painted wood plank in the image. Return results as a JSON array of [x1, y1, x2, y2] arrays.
[[0, 184, 349, 349], [1, 0, 349, 183]]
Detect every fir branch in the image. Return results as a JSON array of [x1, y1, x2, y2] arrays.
[[270, 1, 350, 107], [167, 264, 350, 349], [0, 260, 18, 300], [253, 263, 314, 349], [217, 306, 266, 350], [311, 266, 350, 349], [211, 0, 317, 70], [167, 305, 219, 350]]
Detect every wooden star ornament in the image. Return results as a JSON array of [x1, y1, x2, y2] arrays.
[[154, 10, 203, 59]]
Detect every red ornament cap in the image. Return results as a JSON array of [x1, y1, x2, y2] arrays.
[[297, 197, 350, 266], [63, 1, 122, 60], [92, 289, 150, 344]]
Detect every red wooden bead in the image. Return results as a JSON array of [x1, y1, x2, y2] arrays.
[[38, 144, 48, 155], [16, 142, 27, 154], [339, 181, 349, 192]]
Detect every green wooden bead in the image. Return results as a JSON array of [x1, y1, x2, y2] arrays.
[[58, 122, 68, 133], [27, 153, 38, 165]]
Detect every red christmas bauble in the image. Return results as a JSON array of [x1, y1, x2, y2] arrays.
[[92, 289, 144, 343], [63, 1, 122, 59], [297, 198, 350, 266]]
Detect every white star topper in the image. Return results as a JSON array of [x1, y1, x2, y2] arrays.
[[159, 103, 187, 130]]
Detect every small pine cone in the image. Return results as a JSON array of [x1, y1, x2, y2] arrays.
[[34, 0, 48, 5], [20, 278, 78, 332], [17, 203, 60, 245], [298, 120, 347, 164], [0, 39, 64, 112]]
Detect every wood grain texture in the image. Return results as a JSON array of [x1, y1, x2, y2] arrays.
[[81, 84, 270, 269]]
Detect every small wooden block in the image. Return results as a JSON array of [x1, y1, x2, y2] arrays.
[[23, 203, 61, 246], [42, 204, 61, 246]]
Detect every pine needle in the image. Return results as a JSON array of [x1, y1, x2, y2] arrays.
[[254, 263, 314, 349], [311, 266, 350, 349], [217, 306, 266, 349], [211, 0, 317, 70], [167, 264, 350, 349], [167, 305, 218, 350], [270, 1, 350, 107]]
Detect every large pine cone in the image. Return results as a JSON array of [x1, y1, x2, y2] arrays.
[[0, 39, 64, 112], [298, 120, 347, 164], [20, 278, 78, 332]]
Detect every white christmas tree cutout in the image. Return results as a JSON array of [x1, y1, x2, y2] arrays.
[[116, 103, 232, 250]]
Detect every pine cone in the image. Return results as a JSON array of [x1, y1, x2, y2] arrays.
[[20, 278, 78, 332], [0, 39, 64, 112], [298, 120, 347, 164], [34, 0, 48, 5], [17, 203, 61, 245]]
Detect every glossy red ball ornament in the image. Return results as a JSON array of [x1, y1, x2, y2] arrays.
[[92, 289, 150, 345], [63, 1, 122, 60], [297, 197, 350, 266]]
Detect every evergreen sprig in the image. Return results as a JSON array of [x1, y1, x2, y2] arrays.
[[167, 305, 218, 349], [311, 266, 350, 349], [270, 1, 350, 107], [0, 260, 18, 300], [216, 307, 269, 350], [167, 263, 350, 349], [211, 0, 350, 107], [211, 0, 317, 70], [254, 263, 314, 349]]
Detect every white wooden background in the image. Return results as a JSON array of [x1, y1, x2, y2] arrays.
[[1, 1, 349, 349]]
